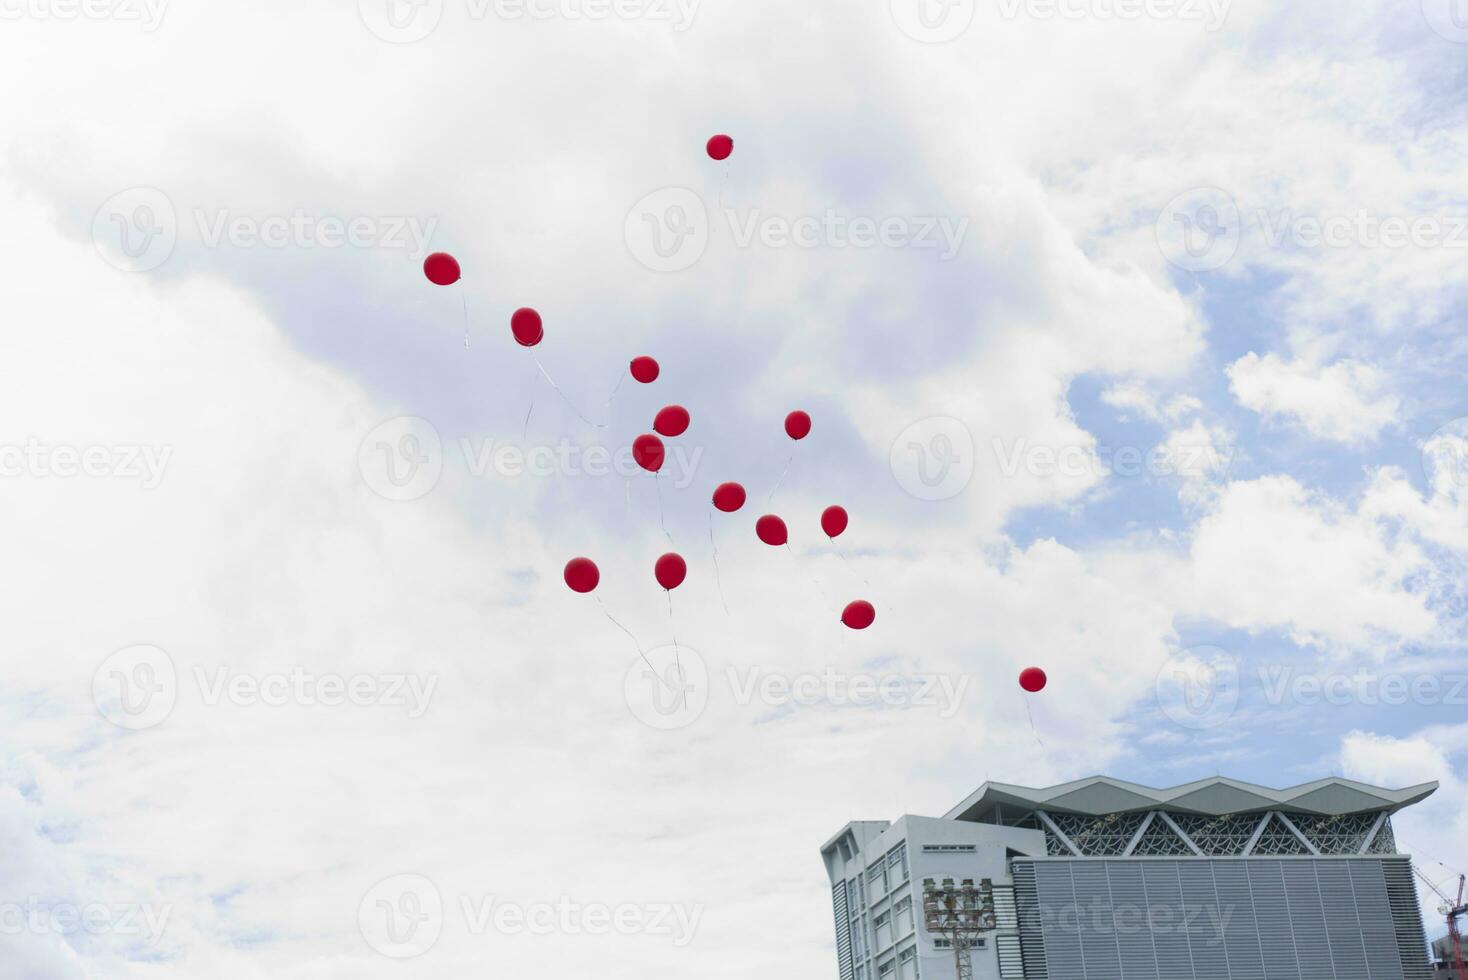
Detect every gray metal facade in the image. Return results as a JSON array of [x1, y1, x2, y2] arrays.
[[1011, 856, 1432, 980]]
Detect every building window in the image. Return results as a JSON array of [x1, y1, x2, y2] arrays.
[[886, 843, 909, 883], [878, 959, 896, 978], [934, 938, 985, 950], [898, 945, 919, 980], [874, 910, 893, 950], [867, 863, 889, 898], [894, 896, 914, 936]]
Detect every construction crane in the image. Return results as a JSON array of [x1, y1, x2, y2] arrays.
[[1413, 865, 1466, 979], [923, 876, 997, 980]]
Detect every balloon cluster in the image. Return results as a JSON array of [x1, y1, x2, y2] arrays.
[[423, 134, 1048, 699]]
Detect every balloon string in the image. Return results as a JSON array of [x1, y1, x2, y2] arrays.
[[521, 361, 538, 441], [533, 356, 607, 430], [595, 594, 670, 693], [786, 540, 831, 602], [624, 477, 631, 517], [666, 589, 683, 686], [655, 472, 672, 544], [461, 292, 470, 349], [838, 548, 870, 587], [768, 451, 795, 505], [601, 370, 626, 414], [708, 510, 730, 616], [1023, 696, 1045, 750]]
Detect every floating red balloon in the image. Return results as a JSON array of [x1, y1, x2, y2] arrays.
[[655, 552, 687, 591], [821, 505, 848, 539], [563, 557, 600, 594], [712, 482, 746, 513], [630, 356, 660, 384], [632, 434, 666, 473], [785, 410, 811, 440], [1019, 667, 1048, 693], [423, 252, 461, 286], [842, 600, 876, 630], [706, 134, 734, 161], [510, 307, 544, 347], [654, 405, 691, 438], [756, 514, 788, 546]]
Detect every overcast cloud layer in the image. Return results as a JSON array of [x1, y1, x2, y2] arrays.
[[1, 0, 1466, 975]]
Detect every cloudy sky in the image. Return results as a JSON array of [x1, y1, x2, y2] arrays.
[[1, 0, 1467, 975]]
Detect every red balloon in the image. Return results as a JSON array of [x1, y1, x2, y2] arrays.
[[563, 557, 600, 594], [423, 252, 461, 286], [655, 552, 687, 591], [821, 505, 848, 539], [712, 482, 746, 513], [785, 410, 811, 440], [756, 514, 788, 546], [706, 134, 734, 161], [510, 307, 544, 347], [842, 600, 876, 630], [630, 356, 660, 384], [654, 405, 690, 438], [632, 433, 665, 473], [1019, 667, 1048, 693]]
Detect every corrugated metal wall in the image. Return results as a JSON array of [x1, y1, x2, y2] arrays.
[[833, 881, 853, 980], [1010, 856, 1431, 980]]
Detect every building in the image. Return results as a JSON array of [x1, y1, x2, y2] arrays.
[[821, 776, 1438, 980], [1432, 936, 1467, 980]]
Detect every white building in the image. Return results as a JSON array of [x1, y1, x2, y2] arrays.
[[820, 776, 1438, 980]]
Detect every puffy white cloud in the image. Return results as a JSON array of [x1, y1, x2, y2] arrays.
[[1228, 352, 1401, 446], [1182, 476, 1436, 653]]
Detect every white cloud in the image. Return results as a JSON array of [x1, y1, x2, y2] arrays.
[[1228, 352, 1401, 445], [1183, 476, 1436, 653]]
